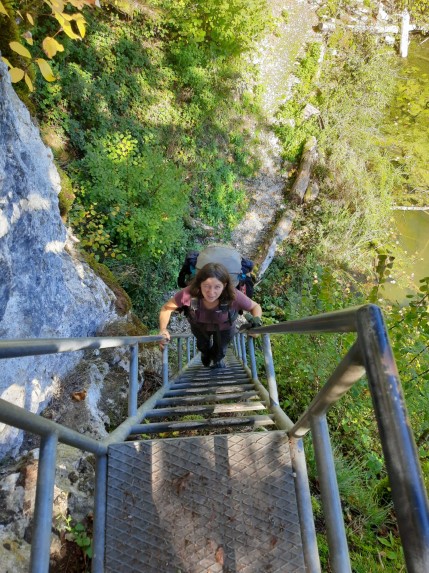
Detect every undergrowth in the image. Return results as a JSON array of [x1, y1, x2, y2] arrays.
[[30, 1, 272, 325]]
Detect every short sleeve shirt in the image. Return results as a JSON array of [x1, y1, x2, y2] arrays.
[[174, 287, 253, 331]]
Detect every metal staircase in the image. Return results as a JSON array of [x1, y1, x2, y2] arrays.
[[105, 351, 304, 572], [0, 304, 428, 573]]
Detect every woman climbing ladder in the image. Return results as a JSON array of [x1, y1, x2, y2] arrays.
[[159, 262, 262, 368]]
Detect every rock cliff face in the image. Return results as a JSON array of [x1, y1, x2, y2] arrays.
[[0, 61, 117, 457]]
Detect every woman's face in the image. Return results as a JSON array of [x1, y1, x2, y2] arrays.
[[200, 277, 225, 303]]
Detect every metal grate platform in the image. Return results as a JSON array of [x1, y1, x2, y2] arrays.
[[105, 432, 305, 572]]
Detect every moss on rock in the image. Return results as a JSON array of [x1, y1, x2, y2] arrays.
[[84, 254, 132, 316], [57, 168, 76, 220]]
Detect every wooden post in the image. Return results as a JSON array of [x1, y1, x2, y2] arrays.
[[400, 9, 410, 58]]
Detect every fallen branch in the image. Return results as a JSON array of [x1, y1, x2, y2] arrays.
[[290, 136, 318, 204]]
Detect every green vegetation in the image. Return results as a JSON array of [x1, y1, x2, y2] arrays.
[[3, 2, 428, 571], [276, 30, 399, 271], [257, 28, 428, 572], [56, 514, 93, 563], [14, 0, 271, 323], [383, 40, 429, 206]]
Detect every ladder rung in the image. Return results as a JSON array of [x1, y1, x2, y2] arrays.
[[163, 385, 254, 397], [144, 402, 267, 418], [175, 374, 250, 383], [156, 391, 258, 407], [170, 379, 251, 390], [130, 415, 275, 435]]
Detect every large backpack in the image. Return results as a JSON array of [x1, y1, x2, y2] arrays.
[[177, 245, 255, 298]]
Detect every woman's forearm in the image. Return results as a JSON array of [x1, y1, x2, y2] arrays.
[[250, 303, 262, 318], [159, 299, 178, 332], [159, 308, 172, 332]]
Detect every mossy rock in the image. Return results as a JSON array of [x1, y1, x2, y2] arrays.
[[100, 315, 149, 337], [41, 124, 73, 164], [84, 253, 132, 316], [57, 167, 76, 220]]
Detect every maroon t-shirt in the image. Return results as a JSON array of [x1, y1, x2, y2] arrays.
[[174, 286, 253, 331]]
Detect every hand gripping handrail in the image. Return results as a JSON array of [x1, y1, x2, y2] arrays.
[[237, 304, 429, 573]]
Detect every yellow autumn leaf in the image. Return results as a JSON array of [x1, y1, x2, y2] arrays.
[[0, 0, 9, 16], [53, 13, 80, 39], [35, 58, 56, 81], [54, 12, 65, 25], [26, 12, 34, 25], [62, 21, 80, 40], [24, 73, 34, 92], [1, 56, 12, 68], [73, 14, 86, 38], [9, 67, 25, 83], [9, 41, 32, 59], [42, 36, 64, 58], [50, 0, 65, 13], [68, 0, 85, 8]]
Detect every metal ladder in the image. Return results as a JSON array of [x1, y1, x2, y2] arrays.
[[104, 349, 306, 572], [0, 304, 428, 572]]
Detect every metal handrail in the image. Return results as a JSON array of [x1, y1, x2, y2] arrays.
[[0, 333, 194, 573], [0, 335, 163, 359], [1, 304, 428, 572], [237, 303, 429, 573]]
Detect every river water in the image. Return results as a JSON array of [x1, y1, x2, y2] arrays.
[[381, 37, 429, 303], [383, 209, 429, 302]]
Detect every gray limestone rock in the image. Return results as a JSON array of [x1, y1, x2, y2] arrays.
[[0, 60, 118, 457]]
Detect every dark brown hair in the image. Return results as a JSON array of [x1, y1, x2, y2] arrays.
[[189, 263, 236, 302]]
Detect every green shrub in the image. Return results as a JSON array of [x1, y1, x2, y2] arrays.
[[155, 0, 274, 55]]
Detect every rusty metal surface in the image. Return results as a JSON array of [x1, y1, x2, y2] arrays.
[[106, 432, 305, 572]]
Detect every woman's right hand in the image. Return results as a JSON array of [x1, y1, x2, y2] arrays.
[[159, 329, 170, 349]]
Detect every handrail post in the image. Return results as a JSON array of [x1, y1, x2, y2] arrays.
[[262, 334, 280, 407], [248, 337, 258, 380], [178, 337, 183, 371], [290, 437, 321, 573], [128, 343, 138, 417], [162, 345, 169, 386], [186, 337, 191, 364], [236, 334, 242, 360], [92, 453, 107, 573], [30, 432, 58, 573], [193, 337, 196, 358], [310, 415, 351, 573], [240, 334, 247, 367]]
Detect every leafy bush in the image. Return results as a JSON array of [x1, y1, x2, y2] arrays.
[[154, 0, 273, 55], [71, 132, 188, 261]]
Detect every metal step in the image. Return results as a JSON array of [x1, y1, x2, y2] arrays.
[[143, 402, 267, 419], [163, 385, 255, 397], [155, 391, 259, 407], [130, 415, 275, 435], [106, 432, 305, 572], [141, 353, 271, 436], [170, 379, 252, 389]]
